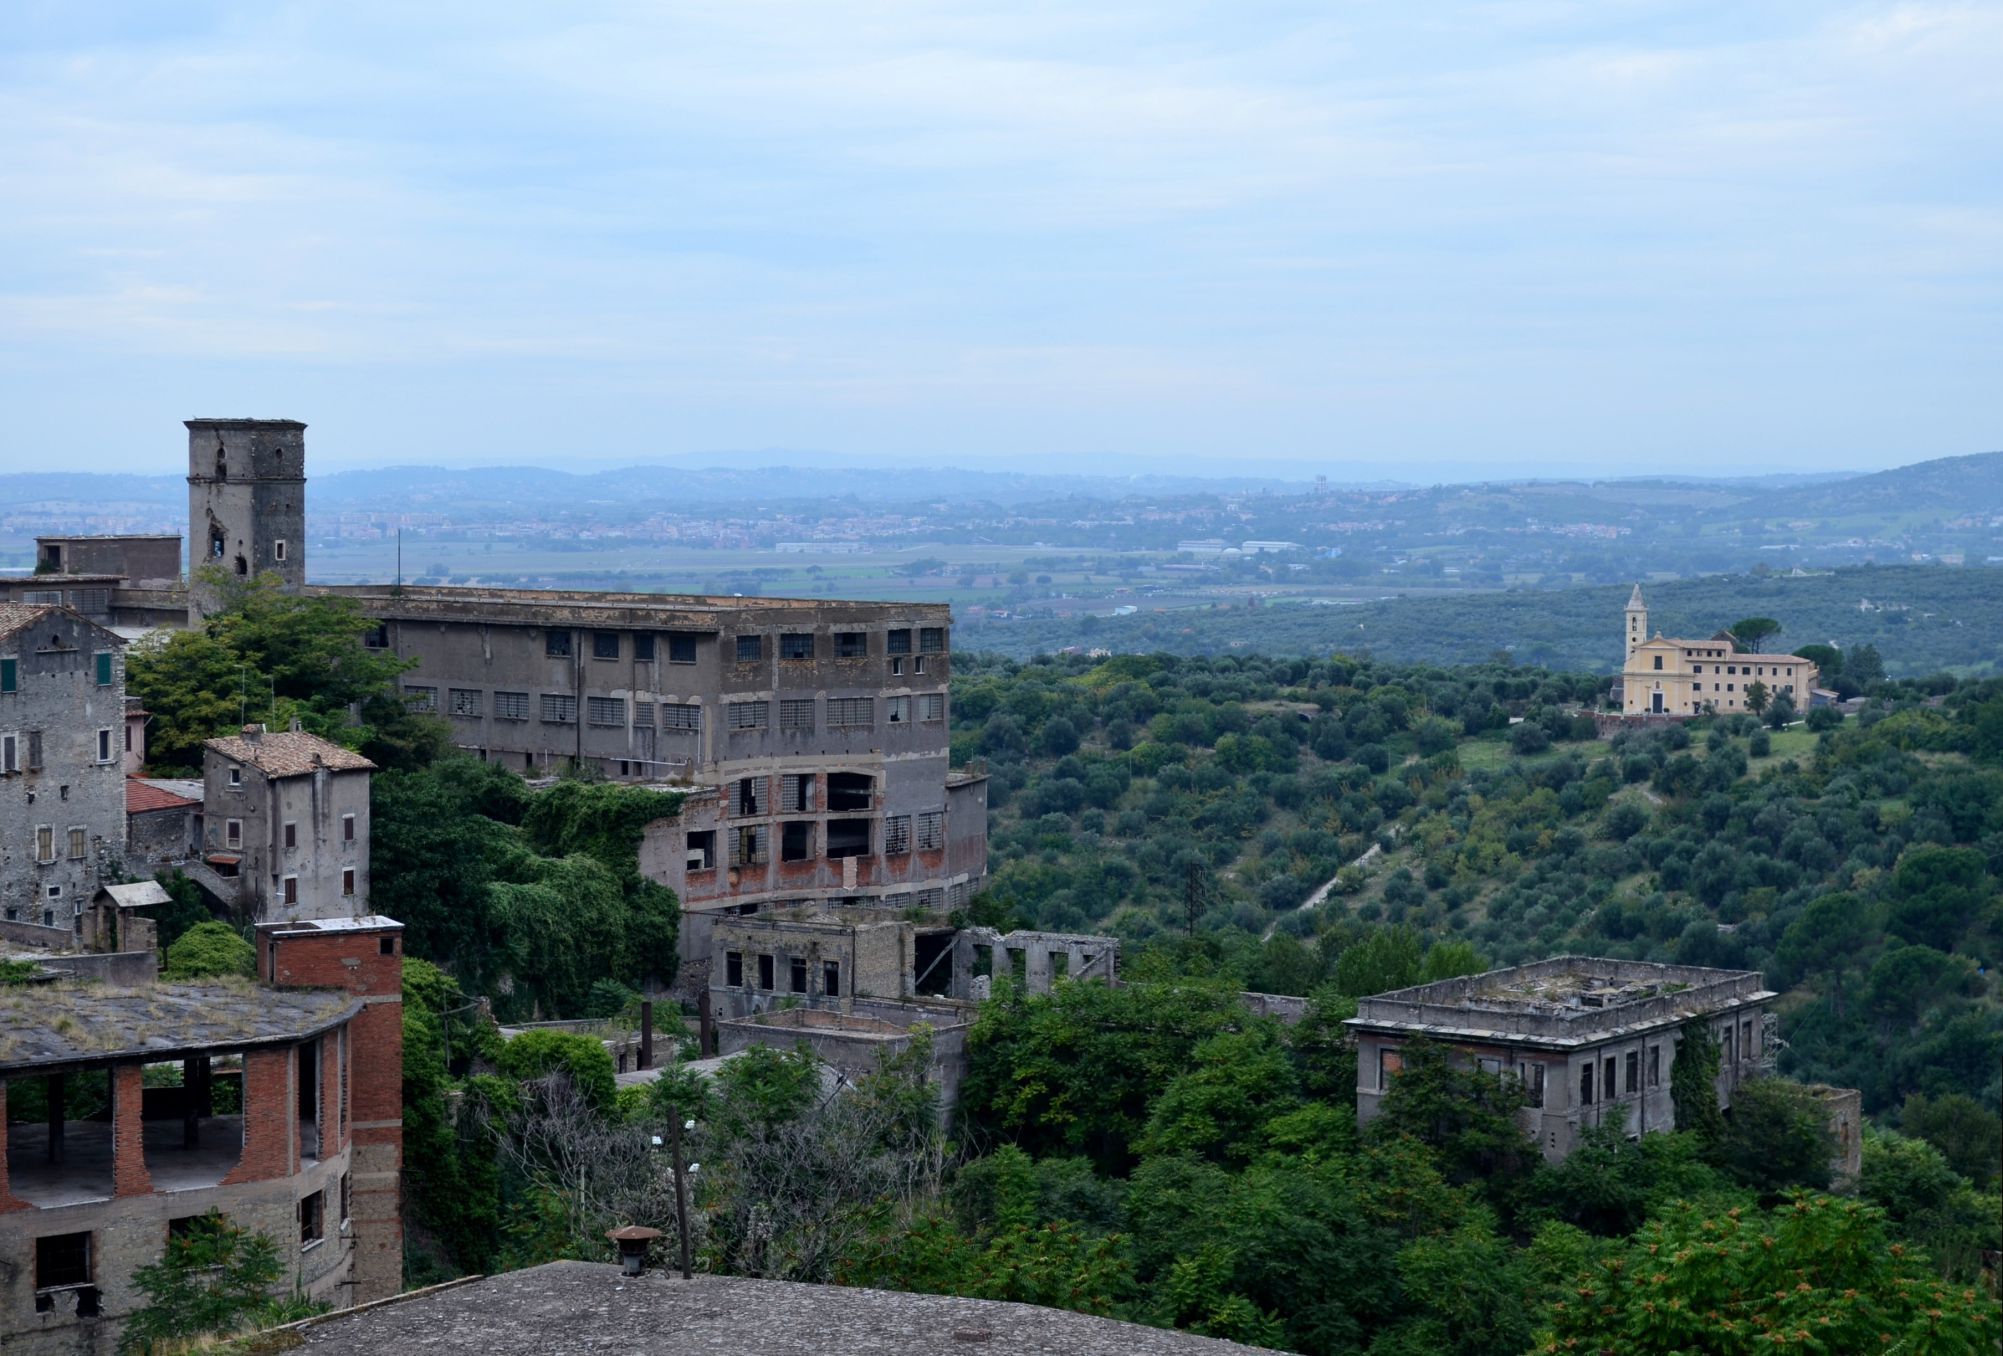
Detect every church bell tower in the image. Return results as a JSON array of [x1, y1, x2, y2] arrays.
[[1625, 583, 1647, 661]]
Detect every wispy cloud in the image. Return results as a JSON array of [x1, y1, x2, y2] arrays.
[[0, 0, 1996, 473]]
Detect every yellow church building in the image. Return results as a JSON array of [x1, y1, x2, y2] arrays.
[[1620, 585, 1819, 717]]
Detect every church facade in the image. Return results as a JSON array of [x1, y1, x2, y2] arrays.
[[1618, 586, 1819, 718]]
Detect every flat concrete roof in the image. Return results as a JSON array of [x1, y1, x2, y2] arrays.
[[0, 980, 359, 1075], [313, 583, 950, 625], [290, 1263, 1271, 1355]]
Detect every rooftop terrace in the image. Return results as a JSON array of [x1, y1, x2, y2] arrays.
[[1348, 956, 1774, 1048], [0, 979, 358, 1074]]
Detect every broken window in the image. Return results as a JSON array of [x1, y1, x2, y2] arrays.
[[494, 691, 529, 721], [790, 958, 808, 994], [823, 961, 840, 997], [1648, 1044, 1661, 1086], [35, 1232, 93, 1311], [730, 825, 767, 866], [781, 821, 814, 862], [735, 776, 767, 816], [1625, 1051, 1639, 1094], [726, 701, 767, 731], [735, 635, 762, 663], [405, 685, 437, 713], [1579, 1062, 1594, 1105], [883, 815, 911, 855], [300, 1191, 324, 1247], [919, 627, 945, 654], [587, 697, 626, 727], [826, 818, 871, 859], [918, 693, 945, 722], [779, 633, 815, 661], [686, 830, 715, 872], [827, 772, 872, 811], [886, 696, 910, 724], [780, 699, 815, 732], [1603, 1057, 1617, 1100], [915, 810, 945, 851], [545, 631, 572, 658], [886, 628, 912, 655], [1525, 1063, 1546, 1108], [539, 694, 577, 725], [632, 634, 655, 662], [668, 634, 698, 664], [827, 697, 873, 729], [450, 688, 483, 717], [725, 951, 743, 987], [592, 632, 620, 660], [362, 623, 389, 650], [1740, 1019, 1753, 1060], [758, 954, 775, 989], [835, 632, 867, 658], [1377, 1047, 1403, 1091], [780, 774, 814, 813]]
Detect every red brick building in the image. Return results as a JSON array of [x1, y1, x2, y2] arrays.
[[0, 915, 403, 1354]]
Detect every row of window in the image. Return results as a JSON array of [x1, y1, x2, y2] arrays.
[[417, 688, 945, 732], [0, 729, 117, 772], [1691, 663, 1796, 677], [28, 826, 92, 865], [530, 627, 949, 663], [0, 652, 116, 694], [723, 950, 842, 997], [689, 810, 945, 868], [1374, 1017, 1762, 1107]]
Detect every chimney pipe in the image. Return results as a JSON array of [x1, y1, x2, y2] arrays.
[[639, 1000, 654, 1071]]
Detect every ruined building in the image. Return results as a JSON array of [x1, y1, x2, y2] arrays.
[[198, 727, 376, 925], [22, 418, 990, 981], [0, 606, 128, 942], [0, 915, 405, 1353], [1348, 956, 1778, 1162]]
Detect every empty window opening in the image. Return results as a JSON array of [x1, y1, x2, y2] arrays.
[[1603, 1057, 1617, 1100], [300, 1190, 324, 1247], [914, 933, 954, 996], [781, 821, 814, 862], [1624, 1051, 1639, 1094], [789, 958, 808, 994], [686, 830, 715, 872], [835, 632, 867, 659], [34, 1232, 95, 1315], [827, 772, 872, 812], [1648, 1045, 1662, 1086], [725, 951, 743, 987], [822, 961, 841, 997], [140, 1055, 245, 1189], [274, 540, 287, 562], [234, 554, 248, 577], [1579, 1062, 1595, 1105], [297, 1041, 320, 1161], [735, 776, 767, 816], [757, 954, 775, 990], [545, 631, 573, 658], [826, 818, 871, 859], [886, 696, 910, 724], [1525, 1063, 1546, 1108]]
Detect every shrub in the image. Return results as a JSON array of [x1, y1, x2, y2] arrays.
[[162, 922, 254, 980]]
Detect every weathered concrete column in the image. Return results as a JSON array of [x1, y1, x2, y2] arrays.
[[183, 1055, 210, 1149], [46, 1073, 65, 1165], [112, 1063, 152, 1197], [1024, 943, 1053, 992]]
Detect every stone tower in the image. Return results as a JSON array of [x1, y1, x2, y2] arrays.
[[187, 418, 306, 620], [1625, 583, 1647, 660]]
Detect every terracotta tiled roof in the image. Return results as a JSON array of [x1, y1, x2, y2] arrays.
[[0, 603, 57, 639], [202, 729, 376, 778], [127, 778, 201, 814]]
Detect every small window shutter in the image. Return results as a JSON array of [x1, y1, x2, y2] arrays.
[[95, 652, 113, 685]]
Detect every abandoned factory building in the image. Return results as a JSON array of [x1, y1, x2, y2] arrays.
[[15, 417, 990, 985], [1349, 956, 1778, 1162], [0, 915, 405, 1354]]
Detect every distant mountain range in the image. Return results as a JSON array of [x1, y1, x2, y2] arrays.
[[1, 450, 1997, 515]]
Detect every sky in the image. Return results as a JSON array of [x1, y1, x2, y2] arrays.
[[1, 1, 1998, 480]]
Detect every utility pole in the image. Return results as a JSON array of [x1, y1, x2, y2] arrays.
[[669, 1116, 694, 1280]]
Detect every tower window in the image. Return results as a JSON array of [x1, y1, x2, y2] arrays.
[[274, 541, 288, 562], [211, 531, 226, 560]]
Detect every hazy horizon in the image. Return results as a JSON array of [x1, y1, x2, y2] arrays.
[[3, 3, 1998, 476]]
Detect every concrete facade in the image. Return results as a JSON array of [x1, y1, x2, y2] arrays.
[[1348, 956, 1778, 1163], [186, 419, 306, 620], [200, 729, 374, 925], [1620, 586, 1819, 718], [34, 539, 181, 590], [0, 607, 128, 938], [0, 916, 403, 1354]]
